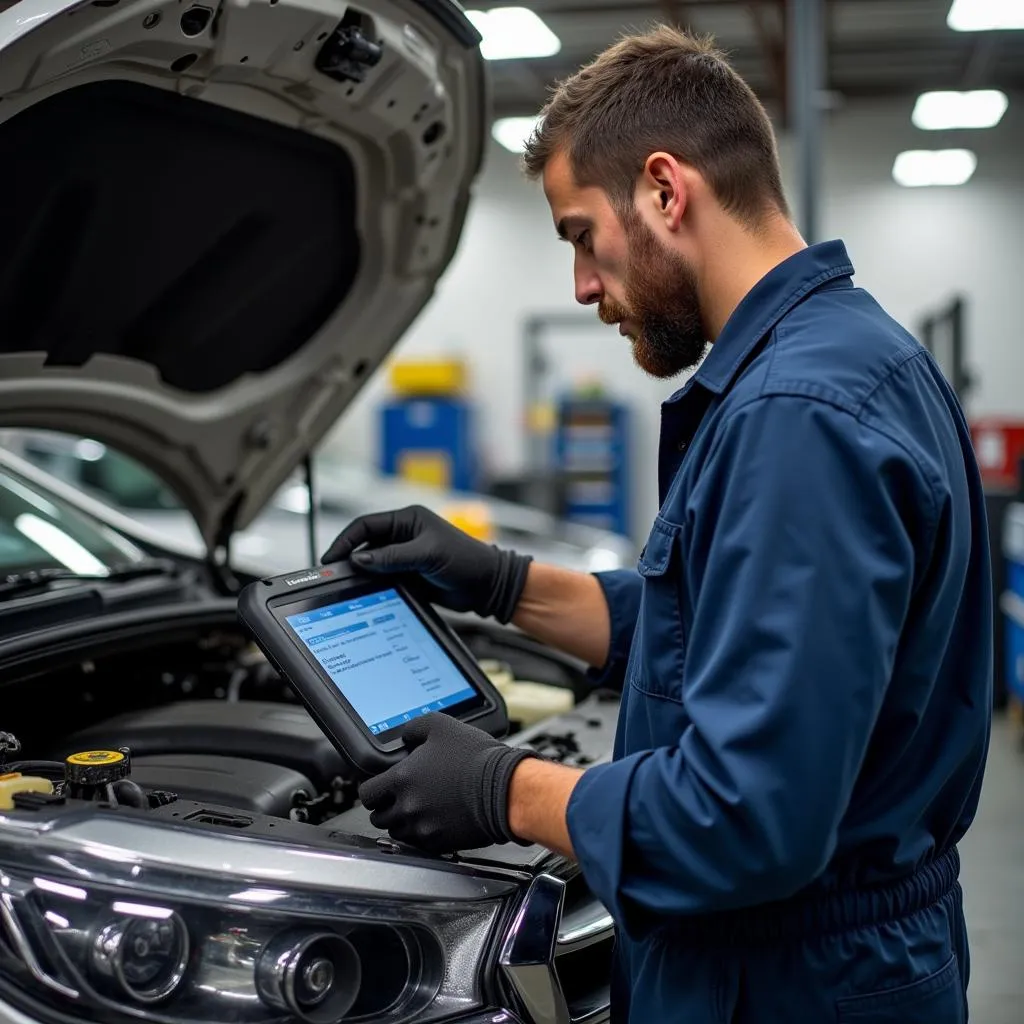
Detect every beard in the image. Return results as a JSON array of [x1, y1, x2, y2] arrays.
[[598, 210, 708, 379]]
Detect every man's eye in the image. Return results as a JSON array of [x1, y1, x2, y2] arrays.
[[576, 230, 593, 253]]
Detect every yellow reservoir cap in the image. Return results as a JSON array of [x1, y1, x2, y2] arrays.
[[66, 750, 125, 766], [0, 774, 54, 810]]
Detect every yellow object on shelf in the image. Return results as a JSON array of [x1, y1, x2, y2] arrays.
[[526, 401, 557, 435], [0, 772, 54, 810], [389, 358, 467, 396], [442, 502, 495, 542], [397, 450, 451, 489]]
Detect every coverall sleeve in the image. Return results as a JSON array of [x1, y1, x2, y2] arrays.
[[586, 570, 643, 689], [566, 395, 934, 934]]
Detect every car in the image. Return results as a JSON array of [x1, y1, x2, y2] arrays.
[[0, 430, 636, 575], [0, 3, 615, 1024]]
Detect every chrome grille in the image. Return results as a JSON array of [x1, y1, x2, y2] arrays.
[[555, 872, 613, 1023], [499, 871, 613, 1024]]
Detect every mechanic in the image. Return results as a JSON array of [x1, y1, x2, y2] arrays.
[[322, 26, 992, 1024]]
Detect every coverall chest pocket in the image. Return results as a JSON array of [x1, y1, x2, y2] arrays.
[[629, 516, 687, 706]]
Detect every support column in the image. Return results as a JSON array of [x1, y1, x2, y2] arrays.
[[786, 0, 825, 242]]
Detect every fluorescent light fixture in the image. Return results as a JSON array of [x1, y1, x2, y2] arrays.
[[465, 8, 560, 60], [491, 115, 541, 153], [947, 0, 1024, 30], [912, 90, 1008, 129], [892, 149, 978, 187], [74, 438, 107, 462]]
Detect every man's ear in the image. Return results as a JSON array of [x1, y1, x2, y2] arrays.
[[642, 152, 686, 231]]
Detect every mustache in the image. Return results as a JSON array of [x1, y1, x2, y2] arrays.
[[598, 299, 629, 326]]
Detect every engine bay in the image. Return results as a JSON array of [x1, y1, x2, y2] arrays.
[[0, 611, 618, 845]]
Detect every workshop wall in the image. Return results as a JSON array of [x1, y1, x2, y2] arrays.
[[813, 97, 1024, 418], [326, 93, 1024, 539]]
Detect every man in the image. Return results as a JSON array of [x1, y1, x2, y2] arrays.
[[323, 26, 992, 1024]]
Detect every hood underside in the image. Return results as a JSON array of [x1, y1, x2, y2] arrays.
[[0, 0, 485, 551]]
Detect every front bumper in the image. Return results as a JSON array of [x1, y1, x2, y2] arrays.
[[0, 1000, 533, 1024]]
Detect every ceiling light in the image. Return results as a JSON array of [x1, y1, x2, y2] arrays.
[[912, 90, 1008, 129], [465, 8, 561, 60], [892, 149, 978, 187], [492, 115, 541, 153], [947, 0, 1024, 31]]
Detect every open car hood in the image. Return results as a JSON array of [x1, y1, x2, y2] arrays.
[[0, 0, 485, 553]]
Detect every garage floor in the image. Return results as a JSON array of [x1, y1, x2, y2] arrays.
[[960, 711, 1024, 1024]]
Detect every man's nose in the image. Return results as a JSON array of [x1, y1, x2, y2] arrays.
[[574, 267, 602, 306]]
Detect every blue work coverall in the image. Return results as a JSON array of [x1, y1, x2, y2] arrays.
[[566, 241, 992, 1023]]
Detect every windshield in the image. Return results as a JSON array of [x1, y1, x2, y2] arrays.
[[0, 462, 148, 574]]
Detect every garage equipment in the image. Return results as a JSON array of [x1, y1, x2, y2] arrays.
[[380, 357, 477, 491]]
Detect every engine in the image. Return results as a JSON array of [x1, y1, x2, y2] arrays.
[[0, 615, 601, 828]]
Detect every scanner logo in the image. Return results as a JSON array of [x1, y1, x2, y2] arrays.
[[284, 570, 334, 587]]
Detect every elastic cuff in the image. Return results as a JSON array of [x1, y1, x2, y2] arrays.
[[487, 747, 540, 845], [490, 550, 533, 624]]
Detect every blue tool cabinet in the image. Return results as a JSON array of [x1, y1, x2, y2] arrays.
[[554, 397, 631, 537], [379, 397, 476, 492]]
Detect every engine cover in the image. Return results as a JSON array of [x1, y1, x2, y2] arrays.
[[59, 701, 350, 789], [130, 754, 315, 818]]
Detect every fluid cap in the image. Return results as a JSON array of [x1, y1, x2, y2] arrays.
[[64, 749, 130, 789]]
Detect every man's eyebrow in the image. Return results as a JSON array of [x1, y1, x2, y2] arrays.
[[556, 215, 590, 241]]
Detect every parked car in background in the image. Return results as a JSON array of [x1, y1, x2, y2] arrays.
[[0, 429, 635, 575]]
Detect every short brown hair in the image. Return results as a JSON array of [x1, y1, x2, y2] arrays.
[[523, 25, 789, 226]]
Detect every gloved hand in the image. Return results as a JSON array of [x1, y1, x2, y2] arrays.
[[321, 505, 532, 624], [358, 713, 540, 854]]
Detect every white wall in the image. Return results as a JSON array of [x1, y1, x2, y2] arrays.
[[326, 93, 1024, 542], [811, 97, 1024, 418]]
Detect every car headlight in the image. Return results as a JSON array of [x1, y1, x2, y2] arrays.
[[0, 816, 511, 1024], [89, 909, 191, 1004]]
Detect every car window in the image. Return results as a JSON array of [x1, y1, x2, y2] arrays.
[[0, 463, 148, 574], [78, 445, 181, 510], [1, 431, 182, 511]]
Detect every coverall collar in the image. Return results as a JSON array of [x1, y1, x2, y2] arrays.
[[670, 239, 855, 403]]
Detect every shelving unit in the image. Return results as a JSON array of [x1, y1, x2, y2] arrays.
[[554, 398, 630, 537]]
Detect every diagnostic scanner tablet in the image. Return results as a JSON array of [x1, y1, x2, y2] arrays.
[[238, 562, 509, 776]]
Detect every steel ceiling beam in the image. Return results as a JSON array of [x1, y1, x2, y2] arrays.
[[787, 0, 824, 242]]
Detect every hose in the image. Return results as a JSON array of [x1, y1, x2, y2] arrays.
[[5, 760, 65, 782]]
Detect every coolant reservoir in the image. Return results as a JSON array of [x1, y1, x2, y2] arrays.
[[0, 772, 54, 810], [63, 749, 130, 800], [500, 681, 574, 726], [479, 660, 574, 727]]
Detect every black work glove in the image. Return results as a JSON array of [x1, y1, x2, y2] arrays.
[[358, 713, 540, 854], [321, 505, 532, 624]]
